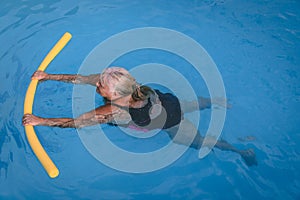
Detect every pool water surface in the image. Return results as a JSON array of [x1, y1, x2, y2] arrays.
[[0, 0, 299, 199]]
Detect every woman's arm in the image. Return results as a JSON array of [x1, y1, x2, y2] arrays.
[[32, 71, 100, 86], [22, 105, 119, 128]]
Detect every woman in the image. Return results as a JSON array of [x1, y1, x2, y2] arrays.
[[22, 67, 257, 166]]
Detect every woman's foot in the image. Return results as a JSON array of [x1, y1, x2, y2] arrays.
[[239, 148, 258, 166]]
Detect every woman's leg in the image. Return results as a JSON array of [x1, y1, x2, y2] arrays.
[[180, 97, 211, 113], [165, 119, 257, 166], [180, 97, 230, 113]]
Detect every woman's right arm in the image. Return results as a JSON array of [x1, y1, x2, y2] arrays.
[[22, 104, 120, 128], [32, 71, 100, 86]]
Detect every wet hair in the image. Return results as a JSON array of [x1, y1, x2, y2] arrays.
[[100, 67, 154, 101], [131, 84, 154, 101]]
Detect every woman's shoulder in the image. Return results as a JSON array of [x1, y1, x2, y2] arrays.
[[96, 103, 131, 125]]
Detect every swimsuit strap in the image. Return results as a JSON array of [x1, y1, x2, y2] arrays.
[[108, 98, 152, 111]]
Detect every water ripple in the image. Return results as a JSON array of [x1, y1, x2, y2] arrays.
[[64, 6, 79, 16]]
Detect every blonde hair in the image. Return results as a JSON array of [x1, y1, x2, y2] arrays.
[[100, 67, 153, 101]]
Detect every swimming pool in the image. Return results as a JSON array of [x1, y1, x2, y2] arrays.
[[1, 0, 299, 199]]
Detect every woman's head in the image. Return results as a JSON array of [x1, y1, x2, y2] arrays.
[[99, 67, 135, 96], [97, 67, 153, 101]]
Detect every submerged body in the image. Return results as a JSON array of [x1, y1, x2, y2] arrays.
[[22, 67, 257, 166], [110, 89, 182, 130]]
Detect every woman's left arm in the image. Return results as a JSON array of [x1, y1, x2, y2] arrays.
[[32, 71, 100, 86]]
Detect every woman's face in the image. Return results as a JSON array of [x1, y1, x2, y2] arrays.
[[96, 80, 120, 101], [96, 80, 111, 98]]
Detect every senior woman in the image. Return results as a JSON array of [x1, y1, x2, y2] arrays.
[[22, 67, 257, 166]]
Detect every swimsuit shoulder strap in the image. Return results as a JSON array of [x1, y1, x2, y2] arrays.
[[109, 98, 152, 111]]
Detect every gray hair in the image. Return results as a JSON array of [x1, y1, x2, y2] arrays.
[[100, 67, 154, 101]]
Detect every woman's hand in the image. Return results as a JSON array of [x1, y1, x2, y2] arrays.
[[31, 70, 49, 81], [22, 114, 44, 126]]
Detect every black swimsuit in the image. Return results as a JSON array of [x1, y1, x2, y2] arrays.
[[111, 90, 182, 130]]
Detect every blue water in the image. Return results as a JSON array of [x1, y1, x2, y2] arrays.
[[1, 0, 299, 199]]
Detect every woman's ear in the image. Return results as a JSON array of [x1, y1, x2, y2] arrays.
[[111, 91, 121, 100]]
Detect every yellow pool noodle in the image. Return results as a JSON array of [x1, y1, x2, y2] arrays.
[[24, 32, 72, 178]]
